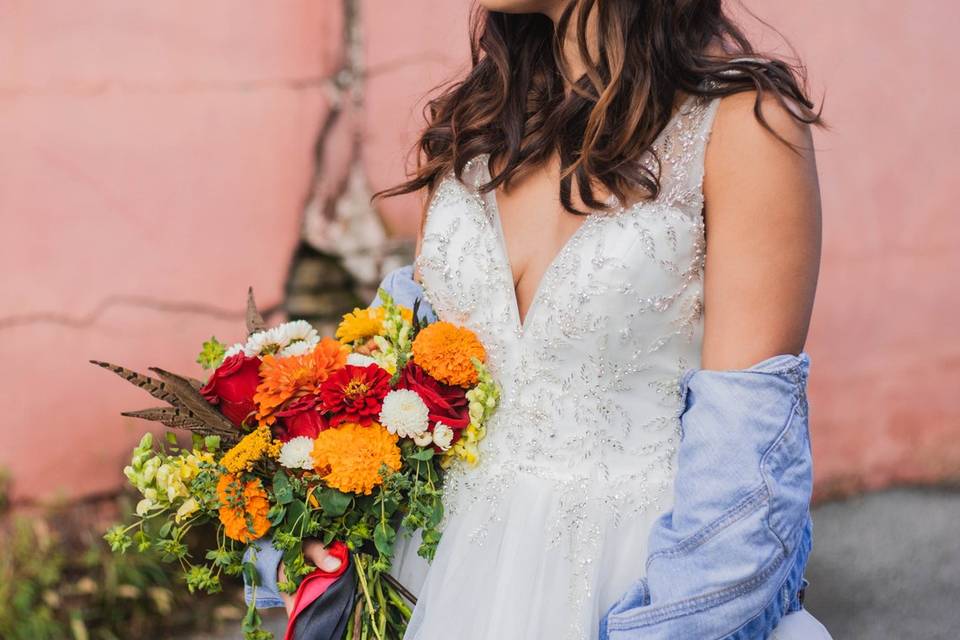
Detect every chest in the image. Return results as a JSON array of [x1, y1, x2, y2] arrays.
[[491, 157, 596, 323]]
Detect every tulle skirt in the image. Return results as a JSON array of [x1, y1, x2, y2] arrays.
[[388, 468, 832, 640]]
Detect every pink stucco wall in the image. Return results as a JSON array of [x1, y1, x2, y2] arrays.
[[2, 1, 957, 504], [0, 2, 341, 501]]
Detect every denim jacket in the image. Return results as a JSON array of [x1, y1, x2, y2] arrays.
[[243, 265, 436, 609], [600, 353, 813, 640], [247, 267, 813, 640]]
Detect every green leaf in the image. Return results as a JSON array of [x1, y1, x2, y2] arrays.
[[427, 500, 444, 528], [268, 503, 287, 526], [272, 470, 293, 505], [285, 500, 307, 529], [409, 447, 434, 461], [242, 561, 260, 587], [158, 520, 173, 539], [318, 488, 352, 517], [204, 435, 221, 451], [374, 521, 395, 557], [165, 432, 178, 446]]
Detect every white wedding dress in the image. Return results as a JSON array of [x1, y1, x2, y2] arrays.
[[388, 95, 830, 640]]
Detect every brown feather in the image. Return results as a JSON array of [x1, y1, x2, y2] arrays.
[[246, 286, 266, 336], [147, 367, 237, 436], [89, 360, 180, 406], [121, 407, 205, 430]]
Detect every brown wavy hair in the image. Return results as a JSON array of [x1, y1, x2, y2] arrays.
[[373, 0, 822, 217]]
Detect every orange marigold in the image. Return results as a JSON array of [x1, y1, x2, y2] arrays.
[[255, 337, 347, 418], [311, 422, 402, 495], [411, 322, 485, 387], [216, 474, 271, 543]]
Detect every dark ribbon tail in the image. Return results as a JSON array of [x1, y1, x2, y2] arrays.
[[285, 543, 358, 640]]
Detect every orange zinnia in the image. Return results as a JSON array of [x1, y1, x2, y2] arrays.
[[311, 422, 402, 495], [411, 322, 485, 387], [255, 337, 347, 418], [217, 474, 271, 543]]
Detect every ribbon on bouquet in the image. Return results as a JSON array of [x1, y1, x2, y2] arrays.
[[285, 540, 357, 640]]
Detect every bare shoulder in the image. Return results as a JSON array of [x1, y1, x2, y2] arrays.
[[699, 90, 822, 370], [706, 90, 819, 198]]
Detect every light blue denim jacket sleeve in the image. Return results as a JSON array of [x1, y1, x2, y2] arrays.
[[243, 264, 436, 609], [600, 353, 814, 640]]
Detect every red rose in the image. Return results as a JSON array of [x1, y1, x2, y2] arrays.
[[200, 353, 261, 427], [320, 364, 391, 427], [398, 362, 470, 430], [274, 394, 327, 442]]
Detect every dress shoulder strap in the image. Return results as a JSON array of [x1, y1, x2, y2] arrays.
[[649, 94, 721, 212]]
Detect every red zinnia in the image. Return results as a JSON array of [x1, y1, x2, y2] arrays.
[[320, 364, 391, 427]]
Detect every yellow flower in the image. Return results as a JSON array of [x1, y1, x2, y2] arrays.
[[175, 497, 200, 523], [336, 305, 414, 345], [411, 322, 486, 387], [311, 422, 402, 495], [221, 425, 281, 474], [336, 307, 386, 344]]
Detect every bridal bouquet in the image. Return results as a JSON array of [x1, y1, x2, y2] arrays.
[[99, 290, 499, 640]]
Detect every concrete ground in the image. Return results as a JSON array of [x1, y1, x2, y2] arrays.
[[199, 488, 960, 639], [803, 488, 960, 640]]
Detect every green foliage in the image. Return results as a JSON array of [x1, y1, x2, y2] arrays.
[[0, 506, 246, 640], [0, 466, 10, 513], [197, 336, 228, 370]]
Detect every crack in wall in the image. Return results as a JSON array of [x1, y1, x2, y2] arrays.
[[283, 0, 412, 328], [0, 294, 282, 332]]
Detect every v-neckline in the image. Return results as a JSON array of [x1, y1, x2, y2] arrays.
[[484, 162, 598, 335], [479, 93, 698, 336]]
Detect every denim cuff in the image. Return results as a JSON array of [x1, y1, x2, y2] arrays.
[[369, 264, 437, 322], [243, 537, 286, 609]]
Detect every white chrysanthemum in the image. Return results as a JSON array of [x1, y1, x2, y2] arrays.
[[276, 320, 320, 356], [413, 431, 433, 447], [243, 321, 320, 357], [280, 340, 315, 357], [278, 436, 315, 471], [243, 329, 284, 357], [224, 342, 245, 359], [379, 389, 430, 438], [346, 353, 378, 368], [432, 422, 454, 451]]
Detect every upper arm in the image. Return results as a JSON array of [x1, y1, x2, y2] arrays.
[[700, 91, 822, 371]]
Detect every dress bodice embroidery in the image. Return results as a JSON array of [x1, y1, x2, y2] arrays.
[[410, 95, 721, 639]]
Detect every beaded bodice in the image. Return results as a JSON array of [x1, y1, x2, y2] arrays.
[[415, 96, 720, 546]]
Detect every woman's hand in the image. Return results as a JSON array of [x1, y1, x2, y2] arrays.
[[276, 539, 345, 616]]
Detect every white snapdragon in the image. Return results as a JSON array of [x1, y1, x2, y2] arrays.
[[413, 431, 434, 447], [432, 422, 454, 451]]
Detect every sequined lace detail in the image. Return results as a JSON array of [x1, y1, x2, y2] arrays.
[[414, 95, 720, 639]]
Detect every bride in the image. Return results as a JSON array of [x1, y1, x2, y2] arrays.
[[251, 1, 832, 638]]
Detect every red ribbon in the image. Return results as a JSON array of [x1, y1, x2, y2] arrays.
[[284, 540, 351, 640]]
